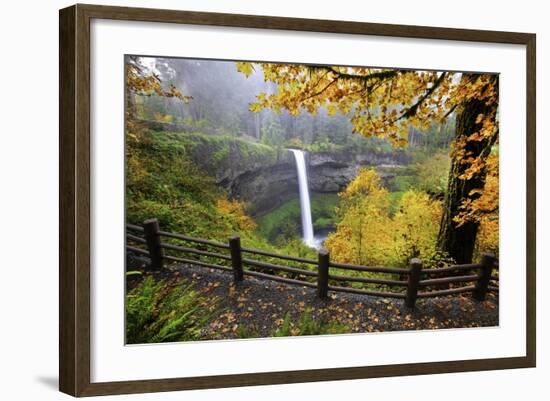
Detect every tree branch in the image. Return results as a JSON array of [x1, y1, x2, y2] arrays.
[[301, 78, 338, 101], [395, 72, 447, 122]]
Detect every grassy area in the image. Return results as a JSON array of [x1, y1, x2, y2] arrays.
[[256, 197, 301, 241], [256, 193, 339, 242], [311, 193, 339, 230]]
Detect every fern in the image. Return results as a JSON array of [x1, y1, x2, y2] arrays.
[[126, 276, 220, 344], [272, 309, 349, 337]]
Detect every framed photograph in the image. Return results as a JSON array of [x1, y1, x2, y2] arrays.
[[59, 4, 536, 397]]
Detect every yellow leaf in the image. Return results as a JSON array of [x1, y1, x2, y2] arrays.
[[236, 62, 254, 77]]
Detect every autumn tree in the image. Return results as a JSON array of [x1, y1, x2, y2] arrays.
[[325, 169, 443, 267], [125, 55, 190, 141], [326, 169, 393, 266], [437, 74, 498, 263], [237, 62, 498, 263]]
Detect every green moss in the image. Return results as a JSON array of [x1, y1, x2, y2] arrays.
[[148, 131, 278, 174], [256, 198, 301, 241], [256, 193, 339, 242], [310, 193, 339, 230]]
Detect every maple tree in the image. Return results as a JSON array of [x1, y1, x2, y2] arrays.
[[237, 63, 499, 263], [325, 169, 393, 266], [325, 169, 443, 267]]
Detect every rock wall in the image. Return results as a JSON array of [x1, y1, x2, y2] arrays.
[[308, 150, 410, 193], [181, 133, 410, 216], [218, 148, 409, 216], [223, 151, 300, 216]]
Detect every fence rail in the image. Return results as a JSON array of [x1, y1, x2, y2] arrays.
[[126, 218, 499, 309]]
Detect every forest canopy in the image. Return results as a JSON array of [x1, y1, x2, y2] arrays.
[[125, 56, 499, 267], [236, 62, 499, 264]]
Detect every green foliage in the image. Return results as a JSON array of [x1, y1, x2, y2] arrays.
[[126, 131, 269, 241], [148, 131, 278, 174], [388, 191, 405, 214], [311, 193, 339, 230], [236, 324, 259, 339], [261, 117, 285, 148], [388, 174, 416, 192], [256, 193, 339, 242], [413, 150, 450, 197], [272, 310, 350, 337], [386, 150, 450, 198], [256, 198, 301, 241], [126, 276, 220, 344]]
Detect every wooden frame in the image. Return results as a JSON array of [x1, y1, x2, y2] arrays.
[[59, 3, 536, 397]]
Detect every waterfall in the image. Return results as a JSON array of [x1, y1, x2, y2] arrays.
[[289, 149, 316, 248]]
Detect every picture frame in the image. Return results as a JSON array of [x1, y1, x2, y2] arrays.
[[59, 3, 536, 397]]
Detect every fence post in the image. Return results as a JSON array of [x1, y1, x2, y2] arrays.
[[405, 258, 422, 309], [317, 248, 330, 299], [143, 218, 163, 271], [473, 253, 496, 301], [229, 236, 243, 282]]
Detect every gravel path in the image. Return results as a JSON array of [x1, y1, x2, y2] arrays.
[[135, 262, 498, 340]]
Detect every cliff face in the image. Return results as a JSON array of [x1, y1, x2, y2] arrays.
[[177, 133, 298, 215], [221, 151, 299, 216], [178, 133, 409, 216], [215, 148, 409, 216], [307, 150, 410, 193]]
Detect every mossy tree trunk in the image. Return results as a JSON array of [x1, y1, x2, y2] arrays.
[[437, 74, 498, 264]]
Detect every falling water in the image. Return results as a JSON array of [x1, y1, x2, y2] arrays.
[[289, 149, 316, 248]]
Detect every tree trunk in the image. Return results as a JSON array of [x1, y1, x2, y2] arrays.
[[437, 74, 498, 264]]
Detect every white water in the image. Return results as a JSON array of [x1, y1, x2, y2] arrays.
[[289, 149, 316, 248]]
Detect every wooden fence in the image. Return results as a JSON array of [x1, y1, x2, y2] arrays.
[[126, 218, 499, 309]]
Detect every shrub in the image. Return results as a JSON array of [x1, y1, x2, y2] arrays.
[[126, 276, 220, 344], [272, 310, 349, 337]]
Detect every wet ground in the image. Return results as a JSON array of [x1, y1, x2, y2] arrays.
[[131, 262, 498, 340]]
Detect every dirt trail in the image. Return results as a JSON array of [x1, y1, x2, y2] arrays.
[[138, 263, 498, 340]]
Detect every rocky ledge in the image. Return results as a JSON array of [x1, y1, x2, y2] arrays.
[[181, 134, 410, 215], [223, 148, 409, 215]]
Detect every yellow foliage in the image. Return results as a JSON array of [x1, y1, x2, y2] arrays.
[[475, 214, 499, 258], [216, 198, 256, 232], [238, 64, 499, 216], [340, 168, 387, 203], [236, 62, 254, 78], [392, 191, 443, 265], [326, 169, 392, 266], [454, 151, 499, 257], [325, 170, 443, 267], [454, 153, 499, 227], [126, 151, 148, 188], [153, 112, 174, 123]]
